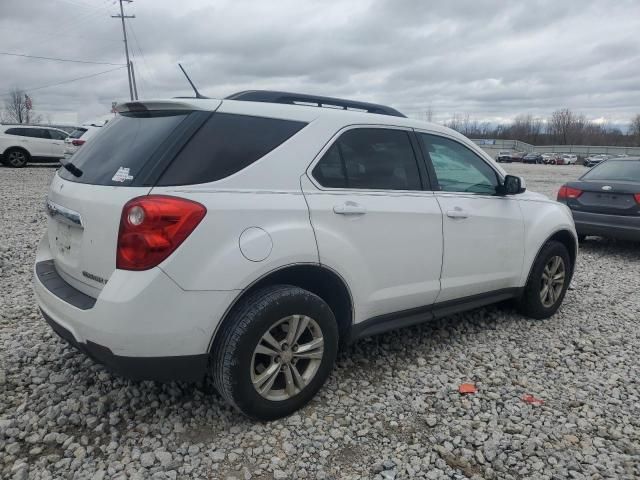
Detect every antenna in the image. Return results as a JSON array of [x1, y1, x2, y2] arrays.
[[178, 63, 207, 99]]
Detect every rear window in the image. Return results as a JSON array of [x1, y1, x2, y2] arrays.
[[582, 160, 640, 182], [58, 112, 189, 185], [68, 128, 87, 139], [156, 113, 306, 186]]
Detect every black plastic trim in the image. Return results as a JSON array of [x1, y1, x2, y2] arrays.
[[350, 287, 523, 341], [226, 90, 406, 118], [41, 309, 208, 382], [36, 260, 96, 310]]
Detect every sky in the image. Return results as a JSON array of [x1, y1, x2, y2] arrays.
[[1, 0, 639, 126]]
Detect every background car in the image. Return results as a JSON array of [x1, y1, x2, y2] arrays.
[[496, 151, 513, 163], [557, 154, 578, 165], [522, 152, 543, 164], [542, 153, 562, 165], [557, 157, 640, 241], [584, 154, 609, 167], [63, 125, 103, 159], [0, 125, 69, 167]]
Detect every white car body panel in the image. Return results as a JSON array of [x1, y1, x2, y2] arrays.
[[301, 175, 443, 324], [434, 192, 524, 302]]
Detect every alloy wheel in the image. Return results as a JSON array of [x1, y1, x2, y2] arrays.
[[8, 151, 26, 167], [251, 314, 324, 401], [540, 255, 565, 308]]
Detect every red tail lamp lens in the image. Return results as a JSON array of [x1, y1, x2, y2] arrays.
[[116, 195, 206, 271], [557, 186, 583, 200]]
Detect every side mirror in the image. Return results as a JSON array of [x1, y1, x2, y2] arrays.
[[498, 175, 526, 195]]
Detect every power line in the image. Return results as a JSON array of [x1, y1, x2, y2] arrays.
[[0, 65, 127, 96], [0, 51, 125, 66]]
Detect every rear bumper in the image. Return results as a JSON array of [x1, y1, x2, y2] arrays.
[[33, 235, 238, 381], [41, 309, 208, 381], [571, 210, 640, 241]]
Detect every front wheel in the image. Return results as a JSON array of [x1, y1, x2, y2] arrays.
[[211, 285, 338, 420], [519, 241, 572, 319]]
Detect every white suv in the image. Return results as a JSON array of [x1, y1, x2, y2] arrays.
[[34, 91, 577, 419], [0, 125, 69, 167]]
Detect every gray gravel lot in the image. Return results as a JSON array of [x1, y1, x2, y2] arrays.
[[1, 163, 639, 480]]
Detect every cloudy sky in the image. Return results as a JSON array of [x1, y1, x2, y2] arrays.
[[1, 0, 639, 126]]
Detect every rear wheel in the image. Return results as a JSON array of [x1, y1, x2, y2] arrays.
[[519, 241, 571, 319], [211, 285, 338, 420], [4, 148, 29, 168]]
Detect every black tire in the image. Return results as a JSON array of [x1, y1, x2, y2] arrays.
[[211, 285, 338, 420], [4, 148, 30, 168], [519, 241, 572, 319]]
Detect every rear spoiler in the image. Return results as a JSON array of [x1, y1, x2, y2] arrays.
[[115, 99, 221, 114]]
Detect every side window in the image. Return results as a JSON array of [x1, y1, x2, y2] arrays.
[[5, 128, 29, 137], [157, 113, 307, 186], [419, 133, 499, 194], [49, 130, 67, 140], [312, 128, 421, 191], [39, 129, 53, 139]]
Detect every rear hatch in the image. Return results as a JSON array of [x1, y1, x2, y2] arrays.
[[46, 100, 219, 296]]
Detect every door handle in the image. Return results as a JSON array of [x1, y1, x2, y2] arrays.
[[446, 208, 468, 219], [333, 202, 367, 215]]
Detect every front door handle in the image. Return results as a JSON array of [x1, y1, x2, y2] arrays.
[[333, 202, 367, 215], [446, 207, 468, 219]]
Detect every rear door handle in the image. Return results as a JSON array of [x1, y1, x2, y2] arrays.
[[446, 208, 468, 219], [333, 202, 367, 215]]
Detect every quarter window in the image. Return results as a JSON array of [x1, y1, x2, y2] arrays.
[[313, 128, 421, 191], [419, 133, 499, 194]]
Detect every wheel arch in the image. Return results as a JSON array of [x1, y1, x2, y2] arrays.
[[525, 229, 578, 286], [208, 263, 354, 353], [3, 145, 31, 158]]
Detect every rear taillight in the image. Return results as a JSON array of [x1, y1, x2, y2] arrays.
[[116, 195, 206, 271], [71, 139, 85, 146], [557, 185, 583, 201], [634, 193, 640, 204]]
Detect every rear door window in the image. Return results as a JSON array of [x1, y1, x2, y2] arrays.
[[156, 113, 307, 186], [5, 127, 31, 137], [58, 111, 190, 185], [312, 128, 422, 191]]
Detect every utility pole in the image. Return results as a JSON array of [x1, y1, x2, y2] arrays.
[[112, 0, 135, 101], [130, 61, 139, 100]]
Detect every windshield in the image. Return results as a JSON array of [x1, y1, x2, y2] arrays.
[[582, 160, 640, 182], [58, 111, 189, 185]]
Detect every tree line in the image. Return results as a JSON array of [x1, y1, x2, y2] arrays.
[[444, 109, 640, 147]]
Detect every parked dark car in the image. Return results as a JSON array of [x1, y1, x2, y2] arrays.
[[522, 152, 543, 164], [557, 157, 640, 241]]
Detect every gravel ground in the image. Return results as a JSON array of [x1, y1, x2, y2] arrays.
[[1, 163, 639, 480]]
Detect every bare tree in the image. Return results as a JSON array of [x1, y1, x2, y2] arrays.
[[3, 89, 29, 124]]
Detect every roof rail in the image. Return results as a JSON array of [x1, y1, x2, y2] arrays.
[[225, 90, 406, 118]]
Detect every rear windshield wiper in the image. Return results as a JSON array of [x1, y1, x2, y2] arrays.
[[60, 160, 83, 178]]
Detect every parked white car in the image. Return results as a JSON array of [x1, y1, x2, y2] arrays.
[[34, 92, 578, 419], [63, 125, 103, 159], [0, 125, 69, 167], [560, 154, 578, 165]]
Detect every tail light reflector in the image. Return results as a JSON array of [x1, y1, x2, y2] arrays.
[[557, 185, 583, 201], [117, 195, 206, 271], [71, 139, 86, 146], [634, 193, 640, 204]]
